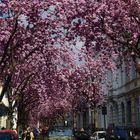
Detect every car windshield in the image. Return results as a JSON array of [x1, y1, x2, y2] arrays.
[[49, 128, 73, 136], [0, 133, 12, 140], [98, 133, 106, 138]]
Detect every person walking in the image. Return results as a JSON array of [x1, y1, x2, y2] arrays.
[[24, 126, 34, 140], [40, 127, 46, 140], [33, 127, 40, 140]]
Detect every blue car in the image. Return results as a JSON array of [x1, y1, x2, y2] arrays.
[[113, 126, 129, 140]]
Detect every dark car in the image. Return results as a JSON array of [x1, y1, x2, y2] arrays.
[[111, 126, 129, 140], [0, 130, 18, 140], [74, 131, 90, 140]]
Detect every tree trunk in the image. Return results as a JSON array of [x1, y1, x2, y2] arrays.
[[0, 74, 12, 102], [16, 106, 28, 130], [6, 109, 14, 129]]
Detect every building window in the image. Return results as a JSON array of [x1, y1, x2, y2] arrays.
[[121, 102, 125, 123], [83, 111, 87, 129], [114, 104, 119, 124], [120, 66, 123, 85], [134, 97, 140, 126], [110, 106, 113, 123], [127, 100, 132, 123], [131, 64, 137, 80]]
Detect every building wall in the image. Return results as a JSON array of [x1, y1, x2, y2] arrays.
[[76, 60, 140, 130], [0, 116, 8, 129], [107, 60, 140, 128], [108, 91, 140, 127], [96, 108, 108, 129], [76, 105, 108, 131], [0, 86, 9, 129]]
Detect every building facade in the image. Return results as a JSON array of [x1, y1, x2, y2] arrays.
[[0, 86, 9, 129], [75, 104, 108, 130], [107, 60, 140, 128]]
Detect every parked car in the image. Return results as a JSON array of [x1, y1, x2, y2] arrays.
[[131, 127, 140, 140], [112, 126, 129, 140], [0, 129, 18, 140], [47, 127, 75, 140], [90, 131, 106, 140], [74, 131, 90, 140]]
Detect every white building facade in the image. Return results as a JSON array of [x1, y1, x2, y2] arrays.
[[107, 59, 140, 128], [0, 86, 9, 129]]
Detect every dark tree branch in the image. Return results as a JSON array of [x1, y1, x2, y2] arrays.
[[21, 47, 40, 63], [12, 74, 34, 108], [0, 74, 12, 102], [0, 18, 18, 67]]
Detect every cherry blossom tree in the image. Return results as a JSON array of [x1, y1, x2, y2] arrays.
[[58, 0, 140, 67], [34, 0, 140, 126], [0, 0, 77, 127], [1, 0, 134, 128], [28, 0, 140, 127], [0, 1, 107, 128]]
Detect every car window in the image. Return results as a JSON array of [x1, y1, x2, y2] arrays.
[[92, 133, 97, 137], [98, 133, 106, 138], [0, 133, 13, 140], [82, 133, 88, 136]]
